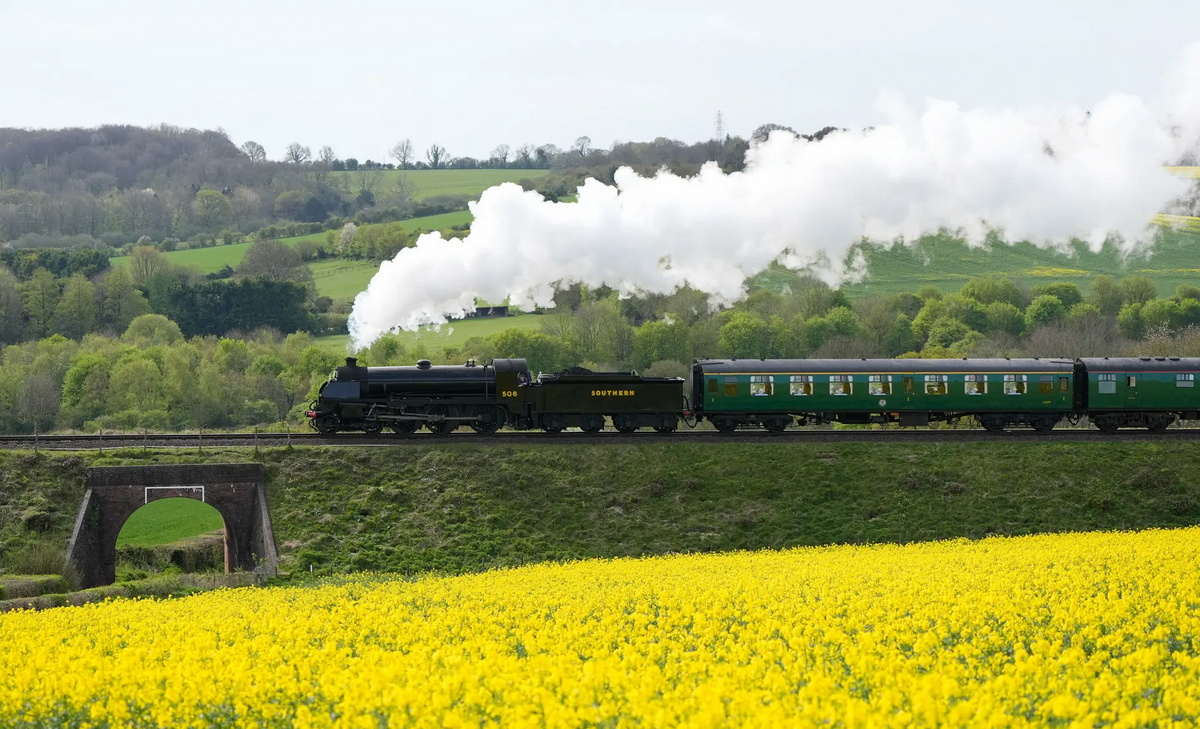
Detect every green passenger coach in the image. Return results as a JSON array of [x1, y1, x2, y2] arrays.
[[1079, 357, 1200, 432], [692, 358, 1076, 432]]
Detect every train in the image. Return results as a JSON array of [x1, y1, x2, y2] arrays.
[[306, 356, 1200, 435]]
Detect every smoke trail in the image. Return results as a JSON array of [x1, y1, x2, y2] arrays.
[[349, 50, 1200, 349]]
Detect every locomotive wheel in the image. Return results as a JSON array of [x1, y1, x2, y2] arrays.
[[390, 421, 419, 435], [470, 407, 504, 435], [363, 421, 382, 434], [315, 419, 338, 435], [542, 425, 565, 433], [653, 425, 676, 433], [427, 420, 454, 435], [1095, 420, 1119, 433]]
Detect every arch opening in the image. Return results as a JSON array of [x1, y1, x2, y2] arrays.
[[115, 498, 228, 580]]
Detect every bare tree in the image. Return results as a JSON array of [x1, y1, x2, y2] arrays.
[[284, 142, 311, 165], [514, 144, 535, 168], [240, 140, 267, 163], [425, 144, 447, 169], [573, 136, 592, 158], [490, 144, 510, 168], [18, 372, 59, 431], [318, 145, 336, 166], [390, 139, 414, 169]]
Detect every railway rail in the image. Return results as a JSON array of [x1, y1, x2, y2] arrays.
[[5, 428, 1200, 450]]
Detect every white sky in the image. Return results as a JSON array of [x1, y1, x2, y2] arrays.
[[2, 0, 1197, 162]]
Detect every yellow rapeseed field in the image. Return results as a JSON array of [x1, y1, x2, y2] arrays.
[[2, 529, 1199, 727]]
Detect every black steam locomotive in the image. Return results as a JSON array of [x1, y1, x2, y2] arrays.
[[307, 358, 688, 434]]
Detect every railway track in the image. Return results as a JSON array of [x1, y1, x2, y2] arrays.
[[5, 427, 1200, 450]]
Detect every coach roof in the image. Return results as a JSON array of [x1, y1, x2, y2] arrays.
[[693, 358, 1076, 374], [1078, 356, 1200, 372]]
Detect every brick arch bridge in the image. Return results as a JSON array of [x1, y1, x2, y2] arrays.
[[66, 464, 278, 589]]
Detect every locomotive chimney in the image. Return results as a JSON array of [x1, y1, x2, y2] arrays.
[[346, 357, 358, 367]]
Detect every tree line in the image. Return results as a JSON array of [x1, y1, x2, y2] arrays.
[[6, 268, 1200, 434]]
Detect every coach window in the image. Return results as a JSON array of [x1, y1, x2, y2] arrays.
[[1059, 377, 1070, 392], [751, 375, 773, 396], [708, 378, 718, 394], [830, 374, 852, 396], [1178, 374, 1195, 388], [1004, 374, 1027, 395], [724, 376, 739, 396], [790, 375, 813, 396], [903, 377, 914, 394], [1038, 375, 1054, 394], [868, 374, 892, 395], [1127, 375, 1137, 388], [964, 374, 986, 395], [1097, 373, 1116, 394], [924, 374, 948, 395]]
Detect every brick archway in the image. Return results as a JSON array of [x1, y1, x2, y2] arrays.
[[67, 464, 277, 588]]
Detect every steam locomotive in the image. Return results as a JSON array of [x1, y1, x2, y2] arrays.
[[307, 356, 1200, 434]]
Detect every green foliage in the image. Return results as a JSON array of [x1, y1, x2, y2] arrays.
[[1087, 275, 1125, 315], [170, 279, 315, 337], [632, 320, 691, 369], [192, 190, 232, 232], [1024, 295, 1067, 330], [718, 312, 770, 358], [1121, 276, 1158, 305], [490, 328, 575, 373], [960, 276, 1027, 308], [1029, 281, 1083, 308], [1117, 303, 1144, 340], [984, 302, 1025, 337]]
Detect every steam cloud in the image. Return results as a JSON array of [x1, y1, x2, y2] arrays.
[[349, 47, 1200, 349]]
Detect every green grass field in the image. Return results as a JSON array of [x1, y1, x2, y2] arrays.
[[116, 498, 225, 547], [332, 169, 549, 199], [315, 312, 546, 354], [308, 259, 381, 299]]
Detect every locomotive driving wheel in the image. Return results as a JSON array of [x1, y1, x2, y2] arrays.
[[390, 421, 419, 435], [470, 406, 505, 434]]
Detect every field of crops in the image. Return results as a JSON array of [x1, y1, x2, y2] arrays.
[[116, 498, 224, 548], [3, 527, 1197, 726]]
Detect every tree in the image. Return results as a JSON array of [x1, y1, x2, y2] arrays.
[[718, 312, 769, 358], [1087, 275, 1125, 315], [632, 320, 691, 370], [284, 142, 311, 165], [390, 139, 413, 168], [573, 136, 592, 158], [240, 140, 266, 163], [1029, 282, 1083, 309], [960, 276, 1027, 308], [100, 265, 151, 333], [124, 313, 184, 346], [751, 123, 797, 143], [1121, 276, 1157, 305], [21, 268, 60, 337], [1024, 295, 1067, 331], [490, 144, 510, 168], [318, 145, 336, 166], [425, 144, 447, 169], [17, 371, 59, 431], [272, 190, 307, 220], [235, 239, 313, 288], [514, 144, 535, 168], [54, 273, 97, 339], [192, 189, 232, 231], [127, 245, 170, 288], [984, 302, 1025, 337], [0, 266, 23, 344]]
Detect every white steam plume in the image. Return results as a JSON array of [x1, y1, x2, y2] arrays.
[[350, 49, 1200, 349]]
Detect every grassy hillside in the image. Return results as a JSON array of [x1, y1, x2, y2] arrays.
[[2, 443, 1198, 578], [332, 169, 549, 199]]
